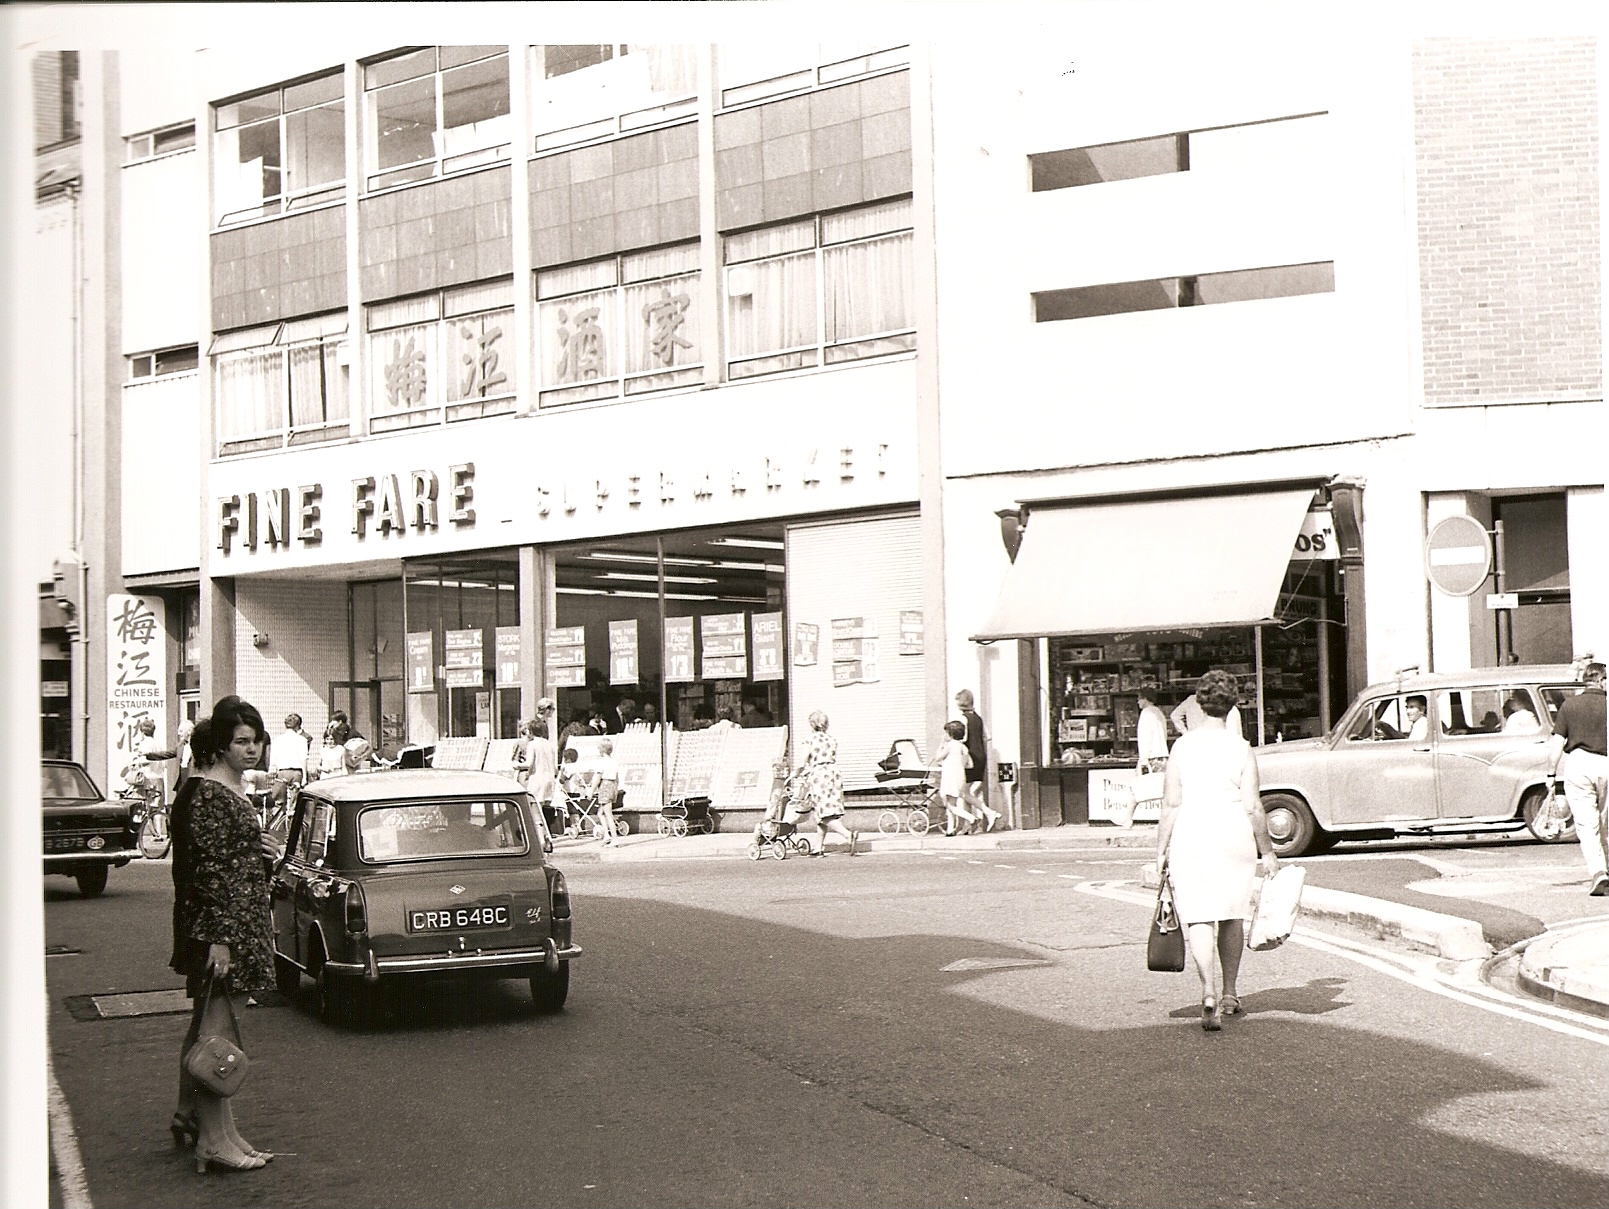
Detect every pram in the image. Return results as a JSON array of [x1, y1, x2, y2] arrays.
[[872, 739, 940, 835], [556, 778, 630, 841], [656, 795, 715, 837], [747, 771, 814, 860]]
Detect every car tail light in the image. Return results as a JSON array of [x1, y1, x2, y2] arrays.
[[343, 882, 368, 935], [549, 869, 571, 920]]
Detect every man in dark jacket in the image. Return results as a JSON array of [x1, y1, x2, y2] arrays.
[[954, 689, 1002, 831], [1548, 661, 1608, 895]]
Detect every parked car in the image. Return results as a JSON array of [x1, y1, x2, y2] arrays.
[[42, 759, 141, 897], [270, 769, 579, 1024], [1255, 663, 1585, 857]]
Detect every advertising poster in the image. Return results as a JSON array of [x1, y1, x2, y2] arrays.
[[546, 626, 587, 689], [832, 635, 880, 686], [609, 619, 639, 685], [663, 616, 695, 683], [444, 628, 484, 669], [1088, 767, 1162, 826], [406, 631, 435, 694], [494, 627, 521, 688], [899, 609, 924, 655], [832, 660, 863, 687], [701, 614, 747, 680], [831, 615, 878, 640], [751, 612, 785, 682], [793, 621, 819, 666], [106, 593, 167, 795]]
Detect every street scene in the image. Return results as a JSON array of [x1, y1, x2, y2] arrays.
[[6, 2, 1608, 1206]]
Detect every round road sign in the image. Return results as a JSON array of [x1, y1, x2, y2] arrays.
[[1425, 515, 1492, 597]]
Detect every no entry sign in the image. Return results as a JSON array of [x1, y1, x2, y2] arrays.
[[1425, 515, 1491, 597]]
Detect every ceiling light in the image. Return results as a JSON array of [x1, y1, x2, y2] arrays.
[[598, 572, 718, 585], [709, 536, 785, 550]]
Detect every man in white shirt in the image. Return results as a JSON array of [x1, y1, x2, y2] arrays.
[[1171, 690, 1242, 741], [270, 713, 312, 795], [1136, 686, 1170, 772], [1404, 695, 1430, 743]]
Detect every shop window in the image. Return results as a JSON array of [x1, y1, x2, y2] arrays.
[[211, 315, 349, 455], [125, 121, 196, 164], [214, 71, 345, 225], [530, 44, 698, 151], [1033, 262, 1334, 323], [724, 198, 914, 380], [404, 554, 521, 744], [364, 47, 510, 191], [717, 42, 909, 108], [535, 245, 700, 407], [128, 345, 200, 380], [367, 279, 515, 432]]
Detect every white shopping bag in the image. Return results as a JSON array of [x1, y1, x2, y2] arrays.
[[1246, 865, 1306, 951]]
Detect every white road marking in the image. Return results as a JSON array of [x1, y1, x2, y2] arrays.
[[1028, 869, 1047, 874], [994, 864, 1016, 870], [1057, 874, 1080, 880], [1070, 879, 1609, 1046], [47, 1051, 92, 1208], [966, 860, 985, 865]]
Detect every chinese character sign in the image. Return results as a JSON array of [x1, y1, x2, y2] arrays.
[[382, 328, 430, 411], [555, 302, 609, 384], [751, 612, 784, 682], [450, 311, 513, 401], [106, 593, 167, 794]]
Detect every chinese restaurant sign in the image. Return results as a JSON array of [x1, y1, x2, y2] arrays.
[[107, 594, 167, 794]]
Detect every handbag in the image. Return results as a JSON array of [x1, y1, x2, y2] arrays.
[[184, 975, 250, 1097], [1146, 859, 1186, 972], [1246, 864, 1307, 952]]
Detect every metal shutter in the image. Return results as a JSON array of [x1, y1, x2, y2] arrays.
[[785, 514, 925, 792]]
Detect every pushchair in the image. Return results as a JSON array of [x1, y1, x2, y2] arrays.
[[747, 771, 814, 860], [558, 779, 630, 841], [657, 795, 716, 837]]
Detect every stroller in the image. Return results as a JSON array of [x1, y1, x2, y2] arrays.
[[657, 795, 716, 837], [747, 770, 814, 860], [558, 778, 630, 841]]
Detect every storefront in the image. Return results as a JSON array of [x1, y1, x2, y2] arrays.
[[971, 480, 1363, 827]]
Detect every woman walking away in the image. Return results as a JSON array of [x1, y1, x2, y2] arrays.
[[1155, 670, 1278, 1031], [169, 696, 279, 1172], [799, 711, 858, 855], [933, 720, 976, 836]]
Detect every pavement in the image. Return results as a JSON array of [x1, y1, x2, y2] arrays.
[[556, 821, 1609, 1014]]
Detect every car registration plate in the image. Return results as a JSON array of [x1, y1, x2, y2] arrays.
[[408, 903, 511, 933]]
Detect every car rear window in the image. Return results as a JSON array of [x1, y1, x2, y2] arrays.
[[42, 765, 99, 802], [357, 799, 528, 862]]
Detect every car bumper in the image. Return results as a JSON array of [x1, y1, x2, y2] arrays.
[[44, 849, 139, 866], [324, 940, 583, 978]]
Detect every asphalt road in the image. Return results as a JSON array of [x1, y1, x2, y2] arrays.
[[43, 845, 1609, 1208]]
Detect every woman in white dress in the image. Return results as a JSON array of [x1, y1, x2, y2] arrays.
[[1156, 670, 1278, 1030]]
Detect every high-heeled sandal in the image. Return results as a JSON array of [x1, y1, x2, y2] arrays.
[[195, 1147, 267, 1174], [169, 1113, 199, 1148], [1221, 994, 1244, 1017], [1201, 997, 1222, 1031]]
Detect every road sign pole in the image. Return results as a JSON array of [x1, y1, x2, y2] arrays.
[[1494, 518, 1511, 663]]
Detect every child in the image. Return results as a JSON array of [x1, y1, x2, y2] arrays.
[[554, 747, 585, 835], [753, 759, 794, 846], [589, 737, 622, 845], [935, 720, 976, 836]]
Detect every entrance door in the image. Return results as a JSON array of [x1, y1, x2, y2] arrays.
[[329, 681, 381, 750]]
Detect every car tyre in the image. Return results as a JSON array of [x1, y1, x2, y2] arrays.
[[877, 809, 901, 835], [1522, 786, 1577, 844], [529, 963, 569, 1014], [274, 954, 301, 997], [75, 866, 109, 898], [1263, 792, 1320, 858]]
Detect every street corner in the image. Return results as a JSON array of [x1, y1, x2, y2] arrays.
[[1516, 917, 1609, 1017]]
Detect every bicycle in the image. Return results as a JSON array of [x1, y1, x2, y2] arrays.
[[125, 779, 171, 860]]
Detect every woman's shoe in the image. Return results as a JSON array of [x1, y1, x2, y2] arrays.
[[1221, 994, 1244, 1017], [169, 1113, 199, 1149], [1201, 998, 1222, 1032], [195, 1147, 267, 1174]]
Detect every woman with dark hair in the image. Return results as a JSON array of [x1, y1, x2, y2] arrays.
[[1156, 670, 1277, 1031], [169, 695, 278, 1172]]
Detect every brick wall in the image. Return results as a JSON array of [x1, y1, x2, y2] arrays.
[[1414, 38, 1601, 405], [233, 578, 349, 740], [358, 165, 512, 301], [211, 205, 346, 330]]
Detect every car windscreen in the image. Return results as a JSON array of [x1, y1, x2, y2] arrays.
[[42, 764, 100, 802], [356, 799, 528, 863]]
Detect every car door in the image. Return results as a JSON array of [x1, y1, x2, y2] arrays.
[[1433, 685, 1549, 819], [270, 794, 315, 964], [1326, 693, 1439, 825], [292, 798, 337, 959]]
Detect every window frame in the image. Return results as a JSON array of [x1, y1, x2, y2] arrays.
[[124, 122, 196, 165], [367, 280, 518, 433], [362, 46, 512, 193], [213, 71, 346, 227], [211, 317, 350, 456], [128, 345, 200, 381]]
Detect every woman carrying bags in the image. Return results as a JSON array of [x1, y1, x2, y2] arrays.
[[169, 696, 279, 1173], [1155, 670, 1278, 1031]]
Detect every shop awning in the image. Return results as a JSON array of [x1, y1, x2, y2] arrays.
[[971, 487, 1318, 641]]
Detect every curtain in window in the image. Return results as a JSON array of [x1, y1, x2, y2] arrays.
[[284, 102, 345, 196], [371, 323, 436, 416], [725, 219, 813, 264], [215, 350, 283, 440], [538, 289, 616, 387], [823, 232, 912, 343], [727, 251, 816, 359], [624, 272, 699, 373], [447, 310, 516, 400], [288, 341, 348, 427]]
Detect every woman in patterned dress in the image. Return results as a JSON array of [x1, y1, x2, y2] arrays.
[[169, 696, 278, 1172], [798, 710, 858, 856]]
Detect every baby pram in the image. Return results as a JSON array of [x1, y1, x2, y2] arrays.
[[656, 795, 715, 837], [557, 778, 630, 840], [747, 771, 814, 860]]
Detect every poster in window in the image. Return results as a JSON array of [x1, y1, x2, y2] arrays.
[[831, 616, 878, 640], [609, 619, 639, 686], [751, 612, 784, 682], [494, 627, 521, 689], [445, 667, 483, 689], [445, 628, 484, 670], [663, 616, 695, 683], [701, 614, 747, 680], [792, 622, 819, 666], [546, 626, 587, 688], [406, 631, 435, 694], [899, 609, 924, 655]]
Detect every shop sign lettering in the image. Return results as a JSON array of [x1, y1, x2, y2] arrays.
[[217, 464, 476, 558], [106, 593, 167, 795], [1293, 509, 1338, 561]]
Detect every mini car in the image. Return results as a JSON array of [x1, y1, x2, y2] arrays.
[[270, 769, 579, 1024], [42, 759, 140, 897], [1255, 663, 1584, 857]]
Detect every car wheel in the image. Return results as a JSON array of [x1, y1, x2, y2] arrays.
[[138, 813, 172, 861], [315, 952, 361, 1027], [746, 843, 761, 861], [75, 866, 108, 898], [909, 809, 932, 836], [274, 954, 301, 996], [1522, 786, 1577, 844], [877, 809, 901, 835], [529, 963, 570, 1014], [1263, 793, 1320, 858]]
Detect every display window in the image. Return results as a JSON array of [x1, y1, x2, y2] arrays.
[[402, 553, 522, 747]]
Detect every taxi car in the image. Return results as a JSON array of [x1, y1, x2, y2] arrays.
[[1255, 663, 1585, 857], [269, 769, 579, 1024], [42, 759, 140, 897]]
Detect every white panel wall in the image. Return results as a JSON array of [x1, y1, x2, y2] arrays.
[[20, 198, 79, 583], [120, 375, 202, 575], [121, 151, 201, 354], [120, 49, 199, 136], [1568, 488, 1606, 660]]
